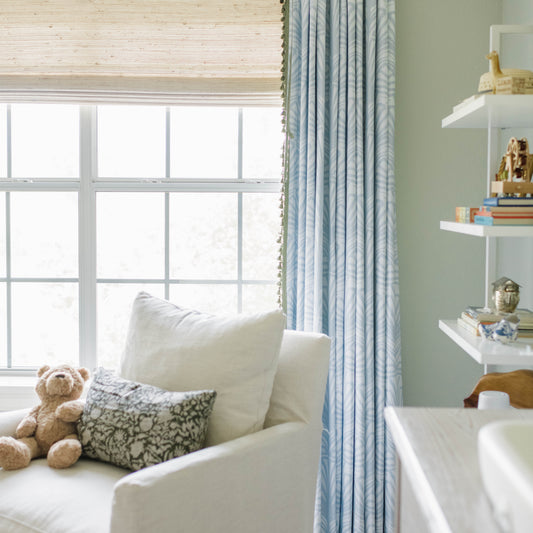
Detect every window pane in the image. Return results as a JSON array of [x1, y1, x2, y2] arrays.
[[11, 283, 78, 367], [169, 284, 237, 315], [11, 104, 79, 178], [0, 284, 7, 367], [97, 284, 165, 370], [0, 194, 6, 277], [243, 108, 283, 180], [97, 193, 165, 279], [243, 193, 280, 280], [242, 284, 279, 314], [169, 193, 237, 279], [11, 192, 78, 277], [170, 107, 238, 178], [98, 106, 166, 178], [0, 105, 6, 178]]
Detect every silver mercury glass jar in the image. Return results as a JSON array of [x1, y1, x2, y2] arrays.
[[492, 277, 521, 314]]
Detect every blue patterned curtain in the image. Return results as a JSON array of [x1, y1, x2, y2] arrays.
[[281, 0, 402, 531]]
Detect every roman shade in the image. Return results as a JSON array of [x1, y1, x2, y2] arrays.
[[0, 0, 283, 105]]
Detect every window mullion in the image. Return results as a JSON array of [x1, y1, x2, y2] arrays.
[[92, 179, 280, 193], [5, 106, 12, 368], [79, 106, 97, 370], [165, 107, 170, 301], [237, 109, 243, 313]]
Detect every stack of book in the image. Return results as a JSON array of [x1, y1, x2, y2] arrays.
[[474, 197, 533, 226], [458, 305, 533, 337]]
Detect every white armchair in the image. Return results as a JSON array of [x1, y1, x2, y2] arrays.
[[0, 330, 330, 533]]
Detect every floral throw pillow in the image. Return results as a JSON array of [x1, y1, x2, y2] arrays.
[[78, 368, 216, 471]]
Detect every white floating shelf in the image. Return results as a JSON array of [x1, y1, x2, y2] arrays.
[[442, 94, 533, 129], [439, 319, 533, 365], [440, 220, 533, 237]]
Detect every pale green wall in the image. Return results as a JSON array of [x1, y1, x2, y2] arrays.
[[503, 0, 533, 26], [396, 0, 503, 406]]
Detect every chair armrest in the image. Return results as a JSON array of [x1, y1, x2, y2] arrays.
[[110, 421, 321, 533], [0, 409, 30, 437]]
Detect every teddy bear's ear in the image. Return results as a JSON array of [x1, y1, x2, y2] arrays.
[[78, 367, 90, 381], [37, 365, 50, 377]]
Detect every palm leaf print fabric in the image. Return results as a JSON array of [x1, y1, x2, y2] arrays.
[[282, 1, 402, 531]]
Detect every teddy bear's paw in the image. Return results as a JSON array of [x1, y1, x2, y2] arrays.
[[15, 417, 36, 439], [47, 438, 82, 469], [0, 437, 32, 470], [55, 400, 84, 423]]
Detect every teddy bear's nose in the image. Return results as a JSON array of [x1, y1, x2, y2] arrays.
[[55, 373, 66, 378]]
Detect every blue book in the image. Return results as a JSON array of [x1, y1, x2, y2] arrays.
[[484, 196, 533, 206], [474, 215, 533, 226]]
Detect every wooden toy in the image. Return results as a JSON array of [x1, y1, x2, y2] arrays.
[[478, 51, 533, 94], [492, 137, 533, 197]]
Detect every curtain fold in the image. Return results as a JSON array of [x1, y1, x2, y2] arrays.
[[282, 0, 402, 531]]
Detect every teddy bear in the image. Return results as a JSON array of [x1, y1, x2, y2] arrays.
[[0, 364, 90, 470]]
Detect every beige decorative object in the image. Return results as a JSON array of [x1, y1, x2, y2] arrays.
[[491, 180, 533, 196], [478, 51, 533, 94], [496, 137, 533, 182], [492, 277, 521, 314]]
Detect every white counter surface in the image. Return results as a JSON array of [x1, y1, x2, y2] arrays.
[[385, 407, 533, 533]]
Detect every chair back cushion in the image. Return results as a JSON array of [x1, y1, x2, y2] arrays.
[[264, 330, 330, 428], [119, 292, 285, 446]]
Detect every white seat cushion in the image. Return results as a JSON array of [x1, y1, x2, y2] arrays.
[[119, 293, 286, 446], [0, 459, 127, 533]]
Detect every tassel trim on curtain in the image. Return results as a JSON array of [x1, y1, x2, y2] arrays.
[[278, 0, 291, 313]]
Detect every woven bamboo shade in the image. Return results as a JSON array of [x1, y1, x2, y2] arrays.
[[0, 0, 283, 104]]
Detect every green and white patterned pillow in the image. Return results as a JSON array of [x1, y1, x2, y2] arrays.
[[78, 368, 216, 471]]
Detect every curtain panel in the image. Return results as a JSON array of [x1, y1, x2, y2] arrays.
[[282, 0, 402, 531]]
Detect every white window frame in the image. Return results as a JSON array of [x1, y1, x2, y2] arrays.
[[0, 104, 281, 375]]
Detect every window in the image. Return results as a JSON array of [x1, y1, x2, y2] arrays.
[[0, 104, 282, 371]]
